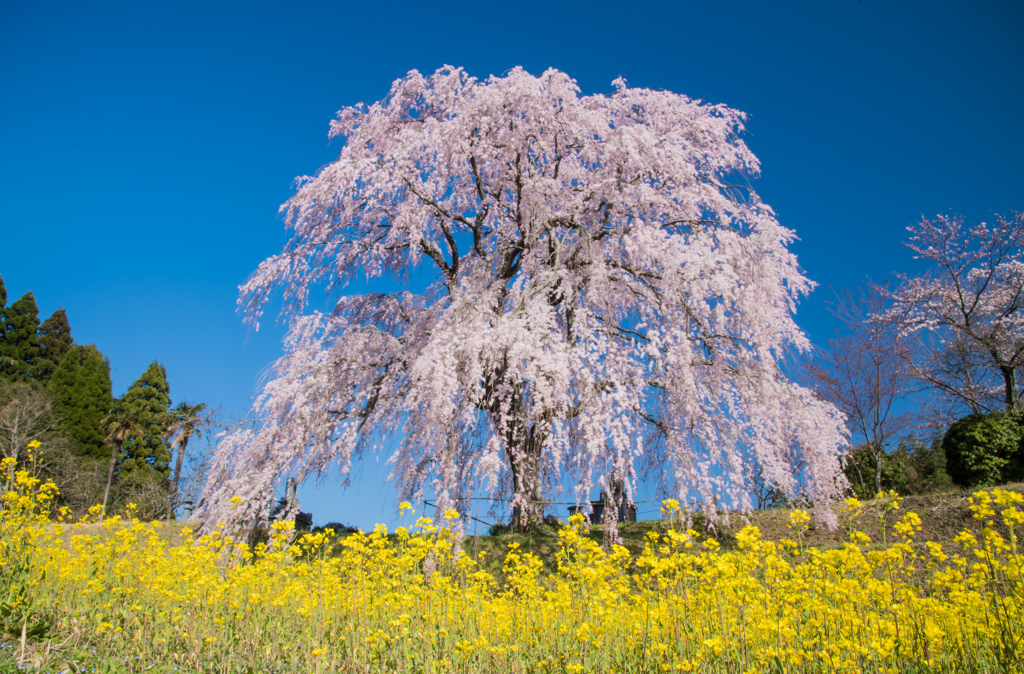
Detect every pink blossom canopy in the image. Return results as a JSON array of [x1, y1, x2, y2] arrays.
[[203, 66, 847, 528]]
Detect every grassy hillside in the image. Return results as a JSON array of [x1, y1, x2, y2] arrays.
[[313, 483, 1024, 578]]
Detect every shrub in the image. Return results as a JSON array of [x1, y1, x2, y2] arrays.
[[903, 435, 955, 494], [943, 412, 1023, 488], [842, 443, 911, 499], [312, 521, 358, 535], [488, 521, 510, 536]]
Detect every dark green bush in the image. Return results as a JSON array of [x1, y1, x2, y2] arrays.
[[943, 412, 1024, 488], [903, 436, 954, 494], [843, 444, 912, 499]]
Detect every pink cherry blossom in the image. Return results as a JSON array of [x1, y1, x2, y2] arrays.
[[887, 209, 1024, 416], [202, 66, 848, 531]]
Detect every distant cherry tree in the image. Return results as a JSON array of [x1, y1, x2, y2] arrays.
[[203, 66, 847, 530], [887, 209, 1024, 416]]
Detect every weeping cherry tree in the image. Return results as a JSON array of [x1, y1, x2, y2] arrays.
[[204, 66, 848, 531]]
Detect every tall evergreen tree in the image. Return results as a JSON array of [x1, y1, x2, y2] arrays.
[[36, 308, 74, 381], [0, 292, 41, 382], [0, 275, 7, 371], [51, 345, 113, 457], [120, 361, 172, 475]]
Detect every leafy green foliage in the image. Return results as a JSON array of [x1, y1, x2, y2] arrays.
[[0, 292, 40, 383], [843, 443, 911, 499], [50, 345, 112, 458], [840, 436, 954, 498], [943, 413, 1024, 488], [120, 361, 172, 476], [35, 308, 73, 381], [488, 521, 511, 537], [903, 435, 955, 494]]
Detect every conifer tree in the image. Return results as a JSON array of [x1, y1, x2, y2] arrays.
[[51, 345, 113, 457], [0, 275, 7, 371], [36, 308, 74, 381], [0, 292, 41, 382], [120, 361, 172, 475]]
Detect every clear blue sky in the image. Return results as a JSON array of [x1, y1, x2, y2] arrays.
[[2, 0, 1022, 530]]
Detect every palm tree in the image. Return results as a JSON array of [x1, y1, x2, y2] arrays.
[[164, 401, 207, 520], [101, 400, 143, 517]]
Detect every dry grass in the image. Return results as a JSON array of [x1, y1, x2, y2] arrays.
[[446, 484, 1024, 576]]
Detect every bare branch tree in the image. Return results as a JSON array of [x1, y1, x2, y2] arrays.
[[0, 381, 61, 481], [806, 287, 919, 494]]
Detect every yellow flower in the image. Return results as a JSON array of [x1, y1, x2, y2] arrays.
[[703, 636, 725, 657], [788, 509, 811, 529]]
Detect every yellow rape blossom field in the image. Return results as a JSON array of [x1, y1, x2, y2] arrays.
[[2, 446, 1023, 673]]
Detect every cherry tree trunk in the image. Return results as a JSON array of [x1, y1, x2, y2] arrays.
[[1000, 365, 1019, 412], [507, 427, 546, 532]]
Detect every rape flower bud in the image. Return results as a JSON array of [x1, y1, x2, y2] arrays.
[[993, 488, 1023, 507], [894, 512, 922, 539], [1002, 507, 1024, 527], [923, 621, 945, 642], [925, 541, 947, 562], [953, 530, 977, 548], [703, 636, 724, 657], [229, 496, 244, 509], [850, 531, 871, 545], [788, 510, 811, 529]]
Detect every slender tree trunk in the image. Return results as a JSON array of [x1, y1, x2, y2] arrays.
[[168, 435, 190, 520], [1001, 365, 1018, 412], [873, 443, 884, 495], [102, 444, 119, 516], [846, 450, 868, 497]]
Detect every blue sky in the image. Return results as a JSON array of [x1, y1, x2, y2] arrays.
[[1, 0, 1022, 530]]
